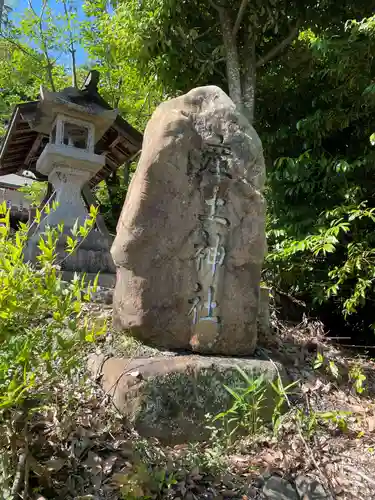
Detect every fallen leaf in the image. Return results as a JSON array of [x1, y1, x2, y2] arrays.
[[103, 455, 117, 475], [45, 458, 66, 473], [84, 451, 102, 474]]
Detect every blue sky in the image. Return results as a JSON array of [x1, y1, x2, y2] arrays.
[[9, 0, 89, 66]]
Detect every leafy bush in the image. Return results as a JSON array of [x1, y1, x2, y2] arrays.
[[262, 16, 375, 340], [18, 181, 48, 208], [0, 201, 104, 497]]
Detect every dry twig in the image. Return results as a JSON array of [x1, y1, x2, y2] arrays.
[[11, 452, 26, 500]]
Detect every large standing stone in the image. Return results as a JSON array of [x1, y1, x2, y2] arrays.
[[111, 86, 266, 355]]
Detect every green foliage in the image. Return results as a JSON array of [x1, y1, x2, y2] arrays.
[[295, 408, 352, 439], [313, 353, 340, 380], [82, 0, 163, 131], [0, 201, 103, 494], [349, 364, 367, 395], [270, 377, 299, 436], [184, 432, 227, 475], [263, 16, 375, 337], [0, 1, 82, 134], [118, 463, 177, 500], [102, 0, 371, 98], [314, 351, 367, 395], [18, 181, 47, 207]]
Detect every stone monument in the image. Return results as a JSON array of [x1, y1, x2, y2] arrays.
[[111, 85, 267, 355]]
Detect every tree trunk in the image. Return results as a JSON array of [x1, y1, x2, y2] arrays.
[[218, 8, 242, 107], [241, 37, 256, 123]]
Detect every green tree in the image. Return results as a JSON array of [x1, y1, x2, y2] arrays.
[[0, 0, 85, 134], [83, 0, 160, 230], [83, 0, 163, 131], [263, 16, 375, 339], [100, 0, 371, 122]]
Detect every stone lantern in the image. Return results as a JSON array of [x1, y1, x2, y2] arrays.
[[34, 87, 116, 231], [0, 72, 142, 285], [22, 84, 119, 278]]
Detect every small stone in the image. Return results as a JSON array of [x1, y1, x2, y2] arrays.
[[245, 487, 258, 498], [294, 475, 331, 499], [263, 475, 299, 500], [220, 490, 238, 498], [253, 477, 265, 489]]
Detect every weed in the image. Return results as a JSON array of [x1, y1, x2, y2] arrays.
[[270, 377, 299, 436], [118, 463, 177, 500], [349, 364, 367, 394], [295, 408, 352, 439], [314, 351, 367, 395], [313, 352, 340, 380], [213, 367, 268, 443]]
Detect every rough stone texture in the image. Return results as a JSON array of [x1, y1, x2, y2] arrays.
[[263, 476, 299, 500], [295, 475, 331, 499], [111, 85, 266, 355], [88, 354, 285, 444]]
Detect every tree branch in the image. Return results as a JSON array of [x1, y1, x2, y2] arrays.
[[0, 32, 41, 63], [11, 452, 26, 500], [208, 0, 221, 12], [240, 35, 256, 123], [208, 0, 230, 11], [196, 23, 220, 41], [29, 0, 56, 91], [256, 22, 300, 68], [233, 0, 249, 38], [62, 0, 77, 88]]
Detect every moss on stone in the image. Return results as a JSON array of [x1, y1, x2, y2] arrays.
[[130, 360, 282, 443]]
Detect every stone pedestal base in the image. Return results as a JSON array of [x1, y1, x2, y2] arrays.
[[24, 143, 115, 275], [88, 354, 287, 444], [62, 271, 116, 288], [25, 229, 115, 274]]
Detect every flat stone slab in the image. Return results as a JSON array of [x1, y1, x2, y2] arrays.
[[88, 354, 286, 444]]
